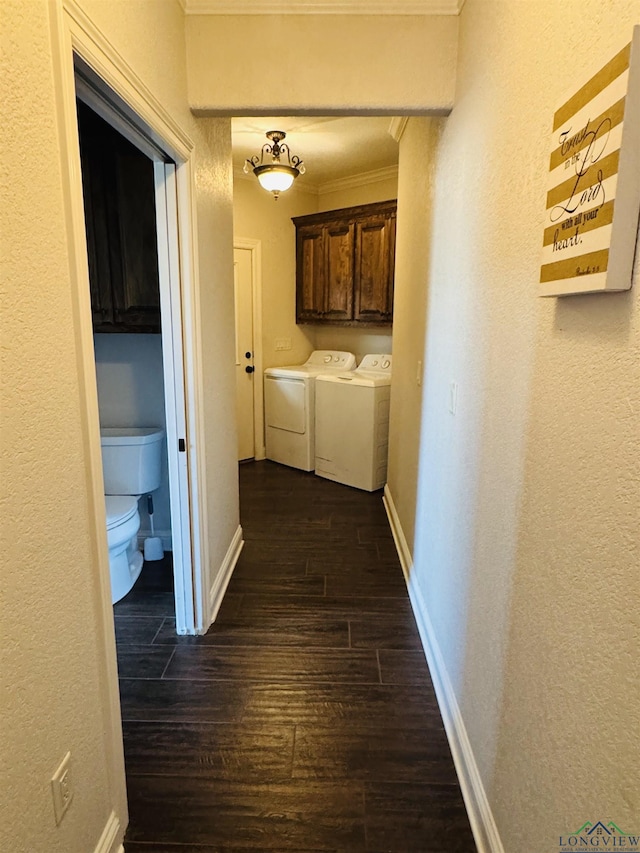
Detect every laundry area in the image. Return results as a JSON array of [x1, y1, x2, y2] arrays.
[[232, 117, 399, 486], [264, 350, 392, 491]]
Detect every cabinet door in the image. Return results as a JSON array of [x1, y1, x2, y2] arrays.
[[324, 222, 354, 320], [77, 103, 115, 328], [77, 101, 161, 334], [354, 213, 395, 323], [113, 141, 161, 332], [296, 224, 326, 321]]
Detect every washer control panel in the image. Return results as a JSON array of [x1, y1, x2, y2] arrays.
[[306, 350, 357, 370], [357, 354, 393, 374]]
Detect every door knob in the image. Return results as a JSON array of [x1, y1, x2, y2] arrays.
[[245, 365, 255, 374]]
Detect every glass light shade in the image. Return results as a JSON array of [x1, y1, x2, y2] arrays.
[[255, 165, 297, 194]]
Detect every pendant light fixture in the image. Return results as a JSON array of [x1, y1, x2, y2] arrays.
[[244, 130, 305, 200]]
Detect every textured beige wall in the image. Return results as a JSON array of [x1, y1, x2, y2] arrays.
[[1, 1, 238, 850], [1, 3, 113, 850], [311, 326, 393, 362], [395, 2, 640, 850], [186, 14, 458, 114], [386, 117, 441, 545], [233, 178, 315, 369], [193, 116, 239, 575]]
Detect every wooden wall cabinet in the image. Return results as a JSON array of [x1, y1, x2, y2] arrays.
[[77, 101, 161, 334], [293, 200, 396, 327]]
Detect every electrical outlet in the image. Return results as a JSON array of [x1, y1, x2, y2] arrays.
[[275, 337, 292, 351], [51, 752, 73, 825], [416, 361, 422, 386]]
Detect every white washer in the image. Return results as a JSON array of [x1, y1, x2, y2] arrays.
[[264, 350, 356, 471], [315, 354, 392, 492]]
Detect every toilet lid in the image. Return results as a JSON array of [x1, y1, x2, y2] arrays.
[[105, 495, 138, 530]]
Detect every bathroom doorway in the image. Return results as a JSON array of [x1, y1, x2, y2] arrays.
[[74, 61, 200, 635]]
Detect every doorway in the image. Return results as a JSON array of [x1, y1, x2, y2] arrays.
[[231, 117, 398, 473], [74, 63, 200, 635]]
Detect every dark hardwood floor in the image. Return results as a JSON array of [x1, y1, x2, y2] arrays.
[[116, 460, 476, 852]]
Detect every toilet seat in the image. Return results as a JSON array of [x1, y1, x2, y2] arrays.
[[105, 495, 138, 530]]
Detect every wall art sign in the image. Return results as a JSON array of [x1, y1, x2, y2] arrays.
[[540, 27, 640, 297]]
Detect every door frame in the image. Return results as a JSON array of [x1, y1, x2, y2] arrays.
[[50, 0, 210, 837], [234, 238, 265, 460], [75, 75, 200, 636], [153, 162, 197, 633]]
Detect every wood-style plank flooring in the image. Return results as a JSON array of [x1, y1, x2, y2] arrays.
[[116, 460, 476, 852]]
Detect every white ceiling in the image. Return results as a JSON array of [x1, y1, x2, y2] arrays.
[[232, 116, 400, 190]]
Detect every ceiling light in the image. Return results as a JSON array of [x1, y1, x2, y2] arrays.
[[244, 130, 305, 200]]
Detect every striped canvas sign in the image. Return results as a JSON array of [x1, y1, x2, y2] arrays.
[[540, 28, 640, 296]]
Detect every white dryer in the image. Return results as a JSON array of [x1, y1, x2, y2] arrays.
[[315, 354, 392, 492], [264, 350, 356, 471]]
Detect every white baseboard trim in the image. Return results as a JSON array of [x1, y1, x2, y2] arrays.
[[137, 529, 172, 551], [93, 810, 123, 853], [208, 524, 244, 623], [382, 484, 413, 576], [383, 485, 504, 853]]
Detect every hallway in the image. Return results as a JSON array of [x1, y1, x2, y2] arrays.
[[116, 461, 475, 851]]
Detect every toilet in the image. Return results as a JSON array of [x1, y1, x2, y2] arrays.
[[100, 427, 164, 604]]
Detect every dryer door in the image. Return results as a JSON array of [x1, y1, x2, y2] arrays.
[[264, 375, 307, 434]]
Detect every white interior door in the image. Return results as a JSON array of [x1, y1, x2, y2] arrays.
[[154, 161, 195, 633], [234, 246, 255, 460]]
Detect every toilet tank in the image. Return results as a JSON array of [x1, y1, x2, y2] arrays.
[[100, 427, 164, 495]]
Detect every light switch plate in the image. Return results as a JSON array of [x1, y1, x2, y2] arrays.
[[449, 381, 457, 415]]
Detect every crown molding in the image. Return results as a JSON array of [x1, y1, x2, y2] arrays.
[[388, 116, 409, 142], [185, 0, 463, 14], [318, 165, 398, 196], [233, 164, 398, 196]]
